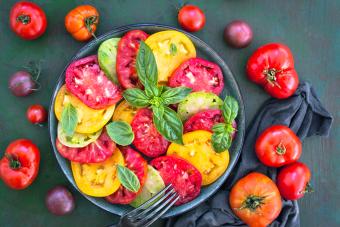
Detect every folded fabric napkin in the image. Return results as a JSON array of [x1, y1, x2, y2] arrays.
[[166, 82, 333, 227]]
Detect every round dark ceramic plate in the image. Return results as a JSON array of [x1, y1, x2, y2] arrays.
[[48, 24, 245, 218]]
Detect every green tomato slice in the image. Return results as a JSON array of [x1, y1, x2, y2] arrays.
[[130, 165, 165, 208], [98, 38, 121, 84], [178, 91, 223, 121], [57, 123, 102, 148]]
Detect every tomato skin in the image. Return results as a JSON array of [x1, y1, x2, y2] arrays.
[[246, 43, 299, 99], [10, 1, 47, 40], [277, 162, 311, 200], [229, 172, 282, 227], [65, 5, 99, 42], [26, 104, 47, 124], [178, 5, 206, 32], [255, 125, 302, 167], [0, 139, 40, 190]]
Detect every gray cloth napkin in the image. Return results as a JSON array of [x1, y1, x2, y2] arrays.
[[166, 82, 333, 227]]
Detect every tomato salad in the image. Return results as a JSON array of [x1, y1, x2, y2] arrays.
[[54, 30, 239, 207]]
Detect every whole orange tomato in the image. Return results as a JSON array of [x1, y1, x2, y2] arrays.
[[65, 5, 99, 41], [229, 172, 282, 227]]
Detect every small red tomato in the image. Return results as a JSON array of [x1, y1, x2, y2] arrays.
[[178, 5, 206, 32], [26, 104, 47, 124], [277, 162, 312, 200], [255, 125, 302, 167], [246, 43, 299, 99], [0, 139, 40, 190], [9, 1, 47, 40]]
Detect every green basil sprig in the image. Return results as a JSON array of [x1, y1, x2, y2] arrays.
[[117, 164, 140, 192], [212, 96, 239, 152], [106, 121, 134, 146], [123, 41, 191, 145], [61, 103, 78, 137]]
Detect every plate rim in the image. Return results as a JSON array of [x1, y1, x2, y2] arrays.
[[48, 23, 245, 218]]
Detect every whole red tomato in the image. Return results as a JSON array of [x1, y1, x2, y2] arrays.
[[9, 1, 47, 40], [229, 172, 282, 227], [246, 43, 299, 99], [178, 5, 206, 32], [0, 139, 40, 190], [277, 162, 312, 200], [26, 104, 47, 124], [255, 125, 302, 167]]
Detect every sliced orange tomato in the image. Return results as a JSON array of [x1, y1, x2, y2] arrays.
[[71, 148, 124, 197], [54, 85, 115, 134], [145, 30, 196, 83], [112, 100, 139, 124], [167, 130, 229, 185]]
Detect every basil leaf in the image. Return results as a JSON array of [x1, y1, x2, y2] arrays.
[[221, 96, 239, 123], [123, 88, 150, 107], [136, 41, 158, 87], [117, 164, 140, 192], [152, 104, 164, 120], [169, 43, 177, 56], [211, 123, 232, 152], [161, 87, 192, 105], [153, 106, 184, 145], [145, 82, 160, 98], [61, 103, 78, 137], [106, 121, 134, 146]]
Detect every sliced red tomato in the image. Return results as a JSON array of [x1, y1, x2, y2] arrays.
[[56, 129, 115, 163], [131, 108, 170, 157], [65, 55, 122, 109], [168, 58, 224, 95], [116, 30, 149, 89], [106, 147, 148, 204], [184, 109, 237, 138], [150, 155, 202, 205]]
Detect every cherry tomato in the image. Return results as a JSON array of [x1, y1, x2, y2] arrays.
[[178, 5, 206, 32], [65, 55, 122, 109], [131, 108, 170, 157], [45, 186, 75, 216], [26, 104, 47, 124], [277, 162, 312, 200], [255, 125, 302, 167], [229, 172, 282, 227], [168, 58, 224, 95], [9, 1, 47, 40], [151, 155, 202, 205], [116, 30, 149, 89], [246, 43, 299, 99], [56, 129, 115, 163], [65, 5, 99, 42], [0, 139, 40, 190], [106, 147, 148, 204]]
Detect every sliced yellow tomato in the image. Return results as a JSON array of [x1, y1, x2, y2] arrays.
[[145, 30, 196, 83], [71, 148, 124, 197], [167, 130, 229, 185], [112, 100, 139, 124], [54, 85, 116, 134]]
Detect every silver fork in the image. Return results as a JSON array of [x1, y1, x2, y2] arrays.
[[108, 184, 179, 227]]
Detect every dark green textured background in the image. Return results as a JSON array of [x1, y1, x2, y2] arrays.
[[0, 0, 339, 226]]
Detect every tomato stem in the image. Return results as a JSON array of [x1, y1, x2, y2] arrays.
[[17, 14, 31, 25], [301, 182, 314, 194], [276, 141, 286, 155], [263, 68, 282, 88], [84, 16, 98, 38], [5, 154, 21, 170], [239, 195, 266, 211]]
